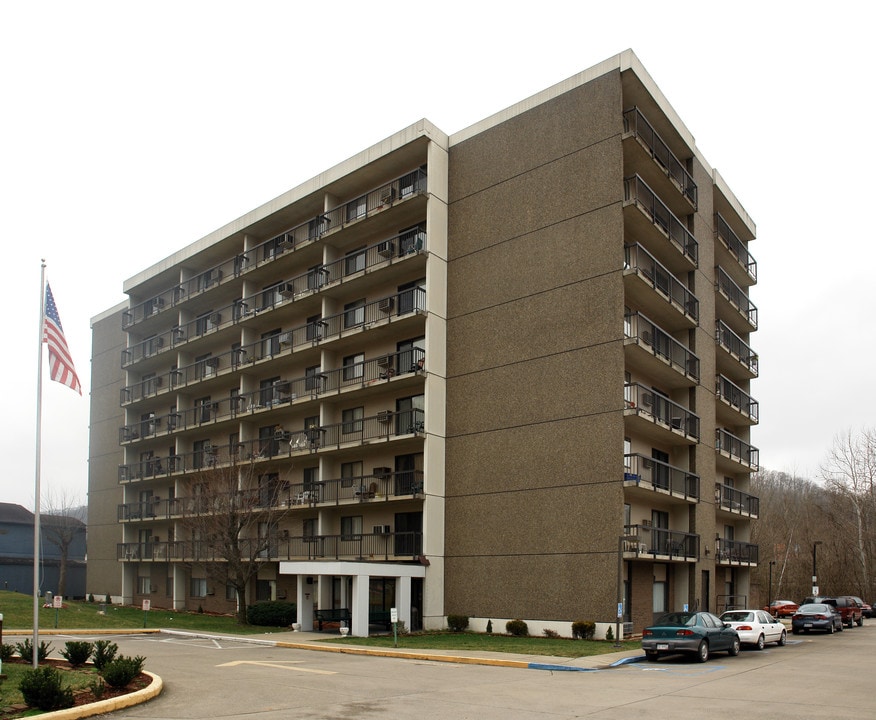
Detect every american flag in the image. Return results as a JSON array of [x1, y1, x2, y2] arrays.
[[43, 283, 82, 395]]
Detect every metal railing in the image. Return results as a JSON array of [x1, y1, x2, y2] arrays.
[[624, 311, 700, 381], [715, 483, 760, 517], [624, 383, 700, 440], [715, 213, 756, 283], [121, 169, 427, 331], [623, 524, 699, 560], [716, 266, 757, 329], [716, 374, 759, 423], [716, 538, 759, 565], [624, 243, 698, 322], [624, 174, 698, 266], [715, 428, 760, 470], [715, 320, 758, 376], [623, 453, 699, 500], [623, 107, 697, 208]]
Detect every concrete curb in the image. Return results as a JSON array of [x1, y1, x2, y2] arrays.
[[24, 671, 163, 720]]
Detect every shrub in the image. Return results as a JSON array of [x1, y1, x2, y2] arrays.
[[89, 677, 107, 700], [88, 593, 95, 603], [61, 640, 94, 667], [91, 639, 118, 671], [15, 639, 54, 663], [505, 619, 528, 637], [18, 666, 74, 711], [446, 614, 469, 632], [605, 626, 615, 642], [486, 619, 493, 634], [246, 601, 297, 626], [543, 628, 560, 639], [1, 643, 15, 662], [101, 655, 146, 688], [571, 620, 596, 640]]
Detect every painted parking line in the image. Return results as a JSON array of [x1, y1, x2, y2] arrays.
[[218, 660, 337, 675]]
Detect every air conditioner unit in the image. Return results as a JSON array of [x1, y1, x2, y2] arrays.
[[642, 393, 653, 407], [151, 376, 163, 388], [203, 443, 213, 453], [380, 187, 395, 205], [205, 358, 220, 370], [205, 269, 223, 286], [373, 525, 391, 534], [277, 234, 294, 249], [173, 327, 185, 342], [641, 330, 653, 344], [377, 355, 392, 368], [153, 336, 164, 348], [278, 282, 295, 298], [379, 297, 395, 313], [377, 241, 394, 257], [209, 313, 222, 325], [373, 466, 392, 479], [376, 411, 392, 424], [279, 331, 294, 346], [643, 458, 654, 469]]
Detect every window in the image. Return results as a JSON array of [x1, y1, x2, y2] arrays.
[[397, 337, 425, 374], [396, 394, 424, 435], [225, 584, 238, 601], [306, 314, 324, 341], [195, 313, 211, 336], [261, 284, 280, 311], [190, 577, 207, 598], [345, 247, 366, 275], [342, 353, 364, 381], [303, 518, 317, 539], [399, 224, 426, 254], [341, 515, 363, 540], [344, 299, 365, 328], [303, 466, 319, 493], [137, 576, 151, 594], [166, 577, 173, 598], [397, 278, 425, 314], [305, 365, 322, 391], [346, 196, 367, 222], [259, 377, 280, 407], [195, 396, 212, 423], [341, 461, 363, 488], [261, 329, 281, 358], [342, 407, 364, 435]]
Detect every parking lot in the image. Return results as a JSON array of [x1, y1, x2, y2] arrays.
[[62, 624, 876, 719]]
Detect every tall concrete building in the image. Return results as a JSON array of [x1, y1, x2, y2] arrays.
[[88, 50, 758, 636]]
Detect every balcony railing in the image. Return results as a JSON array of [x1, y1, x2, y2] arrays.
[[716, 267, 757, 329], [624, 312, 700, 382], [117, 470, 423, 521], [623, 453, 699, 500], [716, 428, 760, 471], [715, 320, 758, 377], [623, 107, 697, 208], [117, 531, 424, 563], [118, 409, 425, 483], [623, 524, 699, 561], [716, 374, 759, 423], [121, 169, 428, 331], [624, 175, 698, 266], [624, 383, 700, 440], [715, 213, 756, 283], [715, 483, 759, 517], [716, 538, 759, 565], [120, 348, 424, 439], [624, 243, 698, 323]]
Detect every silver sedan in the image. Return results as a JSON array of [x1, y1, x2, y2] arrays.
[[720, 609, 787, 649]]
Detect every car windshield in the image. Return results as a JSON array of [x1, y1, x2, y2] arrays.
[[722, 611, 754, 622], [655, 612, 696, 626], [798, 604, 829, 613]]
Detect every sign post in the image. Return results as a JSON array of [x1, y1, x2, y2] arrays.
[[53, 595, 63, 628], [142, 599, 151, 627], [391, 607, 398, 648]]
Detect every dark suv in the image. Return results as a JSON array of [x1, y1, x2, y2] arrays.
[[804, 596, 864, 628]]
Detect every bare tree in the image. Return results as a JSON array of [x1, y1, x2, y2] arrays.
[[176, 453, 292, 624], [41, 488, 87, 598]]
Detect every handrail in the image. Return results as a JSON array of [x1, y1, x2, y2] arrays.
[[623, 174, 698, 265]]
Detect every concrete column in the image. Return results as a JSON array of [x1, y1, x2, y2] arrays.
[[297, 575, 315, 631], [173, 565, 186, 611], [351, 574, 370, 637], [397, 575, 412, 629]]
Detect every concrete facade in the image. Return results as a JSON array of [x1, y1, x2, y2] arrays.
[[88, 50, 758, 636]]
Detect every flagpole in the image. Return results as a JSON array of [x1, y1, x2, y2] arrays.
[[33, 260, 46, 667]]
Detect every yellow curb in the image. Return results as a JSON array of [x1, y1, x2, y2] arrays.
[[24, 671, 163, 720], [273, 641, 530, 668]]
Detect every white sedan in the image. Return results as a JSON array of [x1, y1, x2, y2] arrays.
[[719, 609, 787, 650]]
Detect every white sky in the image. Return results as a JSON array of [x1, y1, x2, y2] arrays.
[[2, 1, 874, 510]]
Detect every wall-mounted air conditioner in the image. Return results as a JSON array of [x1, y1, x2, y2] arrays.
[[380, 187, 395, 205], [377, 241, 394, 257], [279, 331, 294, 346], [209, 313, 222, 325], [278, 282, 295, 298], [373, 525, 391, 534], [379, 297, 394, 313]]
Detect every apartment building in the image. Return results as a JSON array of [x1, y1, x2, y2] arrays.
[[88, 50, 758, 636]]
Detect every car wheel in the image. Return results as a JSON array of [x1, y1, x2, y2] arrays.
[[777, 630, 787, 646], [829, 622, 835, 634], [728, 637, 740, 656], [857, 616, 864, 627], [755, 634, 765, 651], [696, 640, 709, 663], [645, 651, 659, 662], [837, 621, 843, 632]]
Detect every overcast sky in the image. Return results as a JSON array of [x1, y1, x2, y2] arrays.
[[3, 1, 873, 510]]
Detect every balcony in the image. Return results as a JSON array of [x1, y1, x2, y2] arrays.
[[120, 169, 428, 332], [622, 524, 699, 562], [117, 531, 424, 563], [716, 428, 760, 472], [623, 453, 699, 502], [623, 174, 698, 272], [715, 320, 758, 379], [715, 213, 757, 286], [117, 409, 425, 483], [624, 243, 698, 329], [624, 383, 699, 444], [715, 538, 759, 567], [715, 483, 759, 519], [716, 266, 757, 333], [716, 374, 758, 426], [622, 107, 697, 209], [624, 312, 699, 387]]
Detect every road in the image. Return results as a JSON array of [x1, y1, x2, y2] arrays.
[[65, 625, 876, 719]]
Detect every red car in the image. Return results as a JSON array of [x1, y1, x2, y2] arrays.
[[763, 600, 799, 618]]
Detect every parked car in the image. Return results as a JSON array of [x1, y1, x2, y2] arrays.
[[720, 609, 787, 649], [763, 600, 799, 618], [804, 596, 863, 628], [642, 611, 740, 662], [791, 603, 843, 634], [849, 596, 873, 619]]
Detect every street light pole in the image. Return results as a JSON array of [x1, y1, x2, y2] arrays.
[[812, 541, 823, 595], [616, 535, 637, 648], [768, 560, 775, 610]]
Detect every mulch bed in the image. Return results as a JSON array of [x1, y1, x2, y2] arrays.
[[1, 658, 152, 719]]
